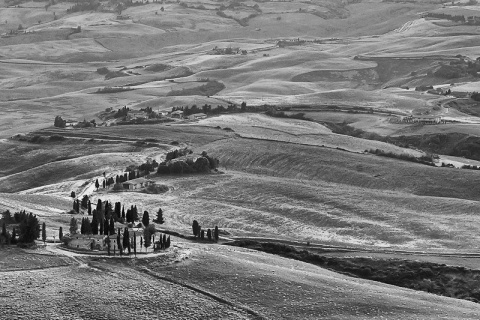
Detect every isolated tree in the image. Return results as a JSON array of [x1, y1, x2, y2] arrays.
[[123, 228, 130, 254], [42, 222, 46, 244], [102, 180, 106, 189], [201, 229, 205, 240], [144, 228, 151, 251], [69, 217, 78, 235], [95, 179, 100, 190], [153, 208, 165, 224], [207, 228, 212, 241], [121, 205, 125, 220], [59, 227, 63, 241], [81, 195, 89, 209], [133, 232, 137, 257], [214, 226, 219, 242], [70, 191, 76, 198], [87, 200, 92, 215], [192, 220, 199, 238], [142, 211, 149, 227], [163, 233, 167, 247]]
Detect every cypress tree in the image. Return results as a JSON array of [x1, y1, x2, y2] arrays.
[[201, 229, 205, 240], [192, 220, 199, 237], [159, 233, 163, 249], [95, 179, 99, 190], [166, 235, 170, 248], [87, 200, 92, 215], [91, 214, 98, 235], [207, 228, 212, 241], [153, 208, 164, 224], [133, 205, 138, 221], [81, 195, 89, 209], [117, 230, 122, 256], [69, 217, 78, 235], [42, 222, 46, 244], [126, 209, 132, 223], [133, 232, 136, 257], [84, 217, 92, 234], [59, 227, 63, 241], [99, 216, 104, 235], [104, 218, 109, 236], [163, 233, 166, 247], [122, 205, 125, 220], [104, 200, 109, 218], [1, 222, 6, 236], [80, 218, 85, 234], [144, 229, 151, 251], [214, 226, 219, 242], [109, 216, 115, 235], [102, 180, 106, 189], [142, 211, 149, 227], [96, 199, 102, 213]]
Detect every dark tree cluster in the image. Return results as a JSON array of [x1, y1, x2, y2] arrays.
[[154, 233, 170, 251], [114, 106, 130, 118], [171, 102, 240, 117], [157, 151, 219, 175], [54, 116, 66, 128], [425, 12, 466, 23], [67, 0, 100, 13], [192, 220, 219, 242]]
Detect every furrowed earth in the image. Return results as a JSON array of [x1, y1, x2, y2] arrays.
[[3, 0, 480, 319]]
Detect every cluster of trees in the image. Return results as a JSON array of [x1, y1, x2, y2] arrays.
[[265, 109, 307, 120], [54, 116, 66, 128], [114, 106, 130, 118], [471, 92, 480, 102], [166, 80, 225, 97], [366, 149, 435, 166], [192, 220, 219, 242], [424, 12, 466, 23], [157, 151, 219, 175], [0, 210, 41, 245], [171, 101, 246, 117], [67, 0, 100, 13]]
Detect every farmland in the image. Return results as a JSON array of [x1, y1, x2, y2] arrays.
[[3, 0, 480, 318]]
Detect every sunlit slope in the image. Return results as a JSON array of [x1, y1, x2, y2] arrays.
[[152, 243, 480, 319]]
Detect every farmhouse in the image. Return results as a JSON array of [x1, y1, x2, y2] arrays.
[[188, 113, 207, 121], [122, 177, 155, 190], [170, 110, 184, 118]]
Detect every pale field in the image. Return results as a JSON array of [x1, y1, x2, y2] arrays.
[[5, 0, 480, 316], [194, 113, 424, 155], [2, 245, 480, 320]]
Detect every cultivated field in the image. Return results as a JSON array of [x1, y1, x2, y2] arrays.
[[4, 0, 480, 318]]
